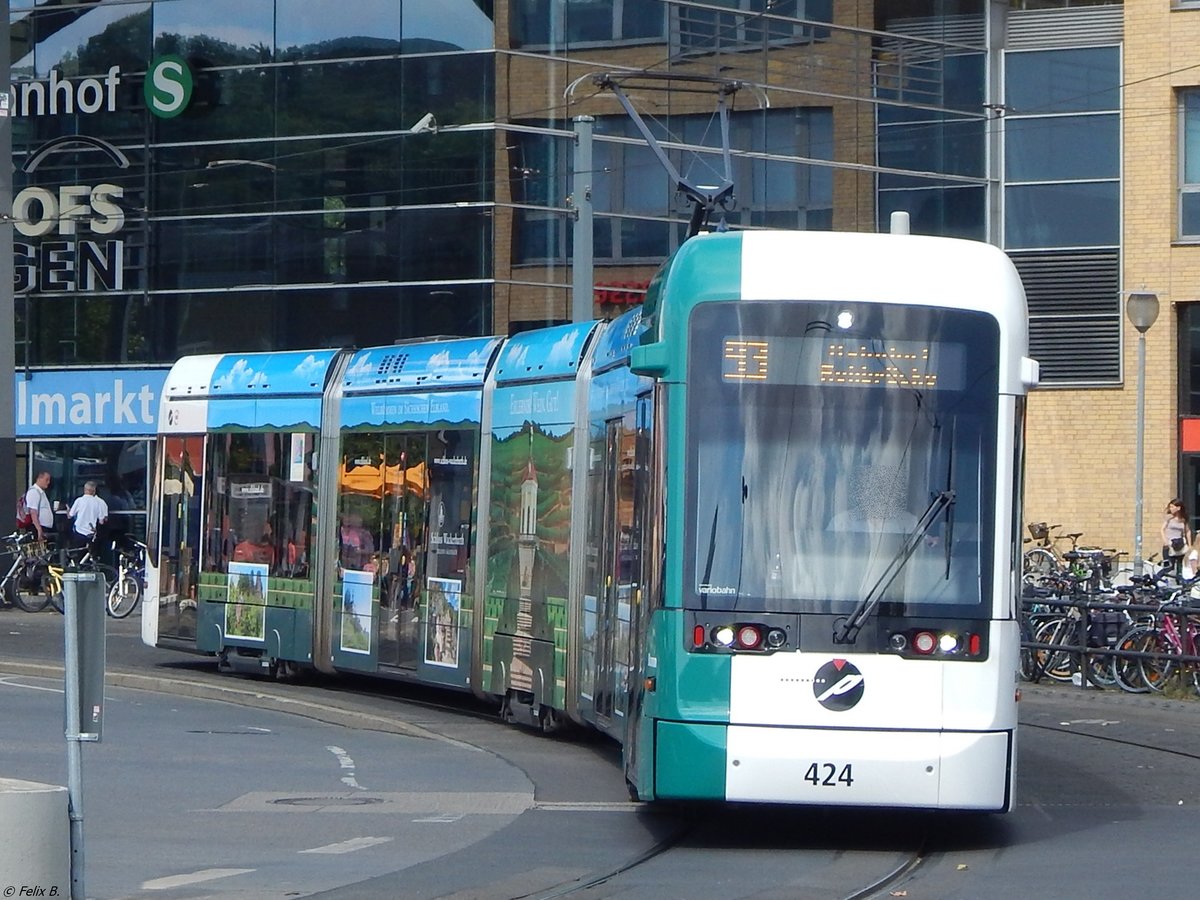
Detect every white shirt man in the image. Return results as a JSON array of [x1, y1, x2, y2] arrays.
[[68, 481, 109, 549], [24, 471, 54, 541]]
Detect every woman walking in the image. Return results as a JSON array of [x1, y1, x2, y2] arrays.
[[1161, 498, 1192, 576]]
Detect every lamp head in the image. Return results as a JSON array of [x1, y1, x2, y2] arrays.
[[1126, 292, 1160, 334]]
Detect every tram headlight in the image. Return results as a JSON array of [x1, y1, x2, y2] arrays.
[[713, 625, 736, 647], [888, 632, 908, 652], [765, 628, 787, 649], [939, 633, 959, 654]]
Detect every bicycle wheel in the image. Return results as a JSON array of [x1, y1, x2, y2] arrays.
[[1113, 627, 1154, 693], [1019, 622, 1043, 682], [1034, 617, 1076, 682], [107, 574, 141, 618], [44, 572, 63, 615], [1138, 630, 1176, 692], [1023, 548, 1058, 584], [87, 565, 118, 608], [2, 576, 18, 608], [13, 574, 50, 613]]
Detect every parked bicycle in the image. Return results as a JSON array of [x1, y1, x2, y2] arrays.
[[1021, 522, 1121, 591], [63, 538, 119, 614], [0, 532, 63, 613], [107, 538, 145, 619]]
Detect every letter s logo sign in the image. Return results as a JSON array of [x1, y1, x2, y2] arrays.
[[146, 55, 193, 118]]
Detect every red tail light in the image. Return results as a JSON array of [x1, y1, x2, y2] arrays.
[[736, 625, 762, 650], [912, 631, 937, 655], [693, 625, 706, 647]]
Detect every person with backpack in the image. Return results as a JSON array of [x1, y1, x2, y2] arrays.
[[20, 471, 55, 543]]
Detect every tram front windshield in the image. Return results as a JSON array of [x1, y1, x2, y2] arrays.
[[686, 300, 999, 617]]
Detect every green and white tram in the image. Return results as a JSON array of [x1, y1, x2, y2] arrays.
[[145, 229, 1035, 810]]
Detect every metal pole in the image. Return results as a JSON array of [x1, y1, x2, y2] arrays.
[[571, 115, 594, 324], [0, 0, 15, 531], [62, 577, 85, 899], [1134, 330, 1147, 576]]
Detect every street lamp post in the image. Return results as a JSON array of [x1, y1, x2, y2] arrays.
[[1127, 291, 1160, 575]]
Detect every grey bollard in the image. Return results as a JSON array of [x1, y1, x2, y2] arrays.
[[0, 778, 70, 891]]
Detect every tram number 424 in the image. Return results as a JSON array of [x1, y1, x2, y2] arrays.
[[804, 762, 854, 787]]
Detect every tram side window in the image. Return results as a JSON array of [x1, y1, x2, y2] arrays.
[[205, 433, 316, 577], [426, 430, 474, 583], [159, 435, 203, 601], [339, 433, 386, 576]]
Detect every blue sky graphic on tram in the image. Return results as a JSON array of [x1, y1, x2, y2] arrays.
[[495, 323, 594, 382], [491, 381, 577, 439], [209, 350, 338, 395], [342, 337, 502, 391], [340, 390, 483, 429]]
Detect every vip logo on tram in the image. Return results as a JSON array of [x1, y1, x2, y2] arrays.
[[812, 659, 865, 711]]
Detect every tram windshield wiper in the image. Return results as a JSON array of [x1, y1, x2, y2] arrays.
[[833, 489, 955, 644]]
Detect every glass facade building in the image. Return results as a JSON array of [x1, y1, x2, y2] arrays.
[[10, 0, 1126, 540]]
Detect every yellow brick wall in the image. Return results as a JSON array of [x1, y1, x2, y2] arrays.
[[490, 2, 879, 332], [1024, 4, 1200, 557]]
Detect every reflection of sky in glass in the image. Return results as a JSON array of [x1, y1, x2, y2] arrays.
[[275, 0, 400, 49], [18, 2, 151, 77], [18, 0, 494, 76], [153, 0, 273, 50], [403, 0, 494, 50], [273, 0, 494, 51]]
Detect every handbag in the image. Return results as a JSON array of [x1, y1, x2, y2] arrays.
[[1171, 536, 1187, 556]]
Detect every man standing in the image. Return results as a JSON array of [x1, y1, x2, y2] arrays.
[[24, 471, 54, 543], [68, 481, 109, 552]]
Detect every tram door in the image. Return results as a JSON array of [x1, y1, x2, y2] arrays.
[[595, 415, 637, 722], [378, 435, 428, 670], [157, 435, 204, 640]]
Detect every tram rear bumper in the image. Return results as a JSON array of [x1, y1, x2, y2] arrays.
[[654, 721, 1012, 810]]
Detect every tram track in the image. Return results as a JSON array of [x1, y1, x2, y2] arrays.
[[1022, 719, 1200, 762], [503, 813, 930, 900]]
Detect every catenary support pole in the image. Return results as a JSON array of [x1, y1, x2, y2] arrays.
[[571, 115, 594, 324]]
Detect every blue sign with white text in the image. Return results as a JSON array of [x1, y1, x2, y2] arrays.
[[16, 369, 168, 437]]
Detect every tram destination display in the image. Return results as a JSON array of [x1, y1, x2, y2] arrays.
[[721, 335, 966, 390]]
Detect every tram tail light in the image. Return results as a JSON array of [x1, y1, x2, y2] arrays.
[[736, 625, 762, 650], [693, 622, 789, 653], [889, 627, 987, 660], [912, 631, 937, 654]]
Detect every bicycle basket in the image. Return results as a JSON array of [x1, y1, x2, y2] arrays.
[[1028, 522, 1049, 541], [20, 539, 47, 559]]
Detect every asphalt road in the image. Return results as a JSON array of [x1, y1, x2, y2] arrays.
[[4, 608, 1200, 900]]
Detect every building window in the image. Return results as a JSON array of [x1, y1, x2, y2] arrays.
[[30, 440, 151, 545], [1004, 45, 1121, 386], [510, 0, 667, 47], [675, 0, 832, 55], [1181, 91, 1200, 239], [511, 107, 833, 266]]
